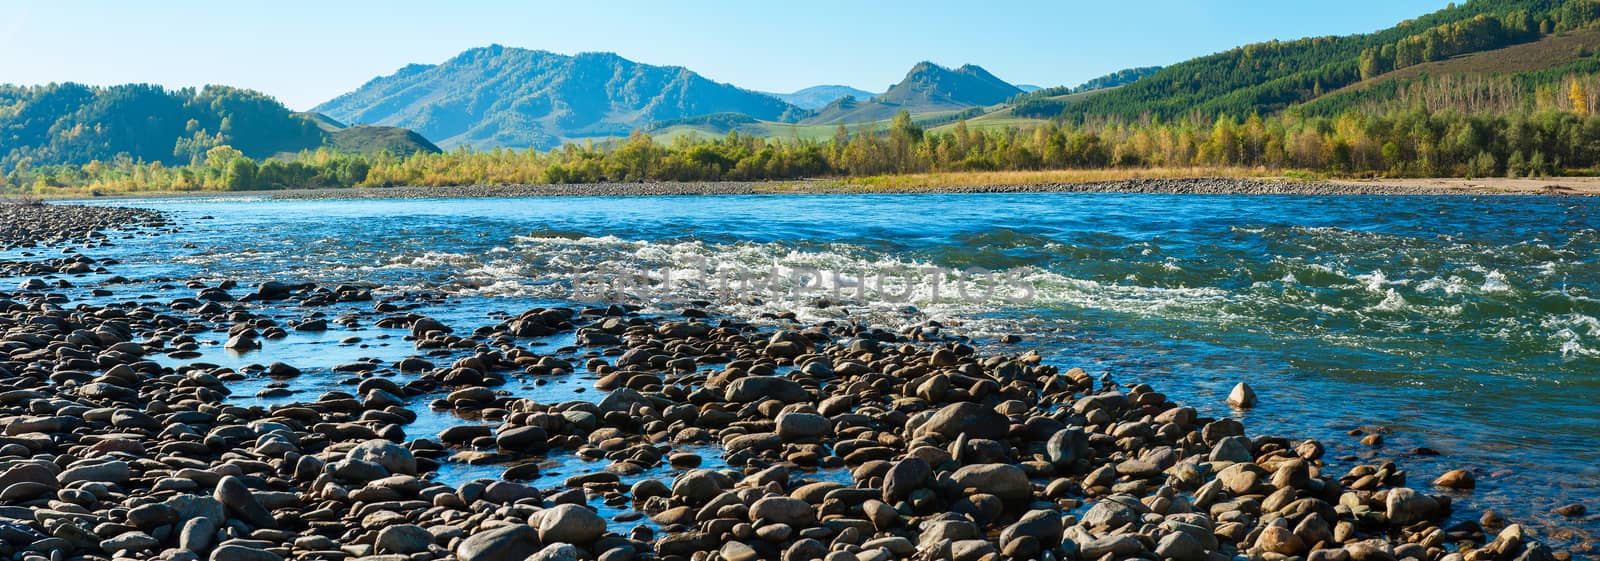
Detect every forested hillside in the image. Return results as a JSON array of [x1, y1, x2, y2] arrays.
[[1062, 0, 1600, 121], [1010, 66, 1164, 118], [0, 84, 326, 168], [0, 84, 436, 169]]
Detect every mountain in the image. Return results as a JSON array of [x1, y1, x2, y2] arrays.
[[804, 62, 1024, 124], [0, 83, 436, 168], [297, 113, 442, 157], [1016, 84, 1045, 92], [314, 45, 810, 150], [1060, 0, 1598, 121], [768, 85, 880, 110]]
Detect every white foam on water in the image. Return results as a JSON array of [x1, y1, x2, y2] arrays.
[[452, 234, 1246, 331], [1372, 288, 1409, 312], [1416, 275, 1470, 296]]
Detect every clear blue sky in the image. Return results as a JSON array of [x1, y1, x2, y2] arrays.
[[1, 0, 1451, 111]]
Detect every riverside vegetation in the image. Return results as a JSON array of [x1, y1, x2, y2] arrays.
[[18, 2, 1600, 195], [0, 201, 1583, 561], [14, 101, 1600, 197]]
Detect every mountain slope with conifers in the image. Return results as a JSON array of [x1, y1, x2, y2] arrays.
[[1056, 0, 1600, 121], [313, 45, 810, 150]]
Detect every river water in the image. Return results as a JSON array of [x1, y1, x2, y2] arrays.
[[50, 192, 1600, 546]]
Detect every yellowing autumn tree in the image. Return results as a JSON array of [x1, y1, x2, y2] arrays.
[[1571, 80, 1589, 115]]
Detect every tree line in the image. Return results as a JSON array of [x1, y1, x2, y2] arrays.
[[10, 83, 1600, 196]]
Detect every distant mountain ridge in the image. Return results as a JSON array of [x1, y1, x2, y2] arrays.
[[804, 62, 1024, 124], [314, 45, 809, 150], [767, 85, 880, 110]]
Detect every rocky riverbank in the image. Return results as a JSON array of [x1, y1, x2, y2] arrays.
[[65, 177, 1598, 202], [256, 178, 1579, 198], [0, 203, 1581, 561]]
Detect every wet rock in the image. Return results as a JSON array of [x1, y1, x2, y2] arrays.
[[721, 541, 759, 561], [1433, 469, 1476, 489], [100, 531, 159, 553], [919, 402, 1009, 440], [950, 464, 1030, 503], [725, 376, 808, 403], [376, 524, 434, 554], [1156, 530, 1207, 561], [180, 517, 216, 552], [1227, 381, 1257, 408], [528, 544, 581, 561], [1384, 487, 1442, 525], [539, 504, 606, 544], [1081, 499, 1139, 530], [483, 481, 540, 504], [999, 510, 1062, 550], [883, 457, 932, 503], [597, 387, 651, 414], [1554, 503, 1586, 517], [1216, 463, 1269, 495], [225, 332, 259, 351], [949, 539, 998, 561], [1079, 534, 1143, 558], [215, 475, 276, 528], [58, 460, 130, 485], [496, 425, 549, 452], [1046, 427, 1089, 467], [1257, 524, 1307, 555], [348, 439, 417, 475], [672, 469, 729, 504], [0, 481, 51, 501], [775, 412, 831, 441], [751, 496, 816, 527], [456, 525, 540, 561], [1210, 435, 1253, 463], [127, 503, 177, 528], [210, 544, 284, 561], [166, 494, 227, 526]]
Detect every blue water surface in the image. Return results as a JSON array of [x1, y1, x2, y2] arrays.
[[31, 192, 1598, 544]]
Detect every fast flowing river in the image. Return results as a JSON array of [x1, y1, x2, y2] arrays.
[[48, 192, 1600, 546]]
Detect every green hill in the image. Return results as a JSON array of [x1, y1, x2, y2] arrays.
[[291, 111, 441, 156], [314, 45, 810, 151], [325, 125, 441, 157], [0, 83, 326, 168], [1059, 0, 1600, 121], [0, 84, 438, 168]]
